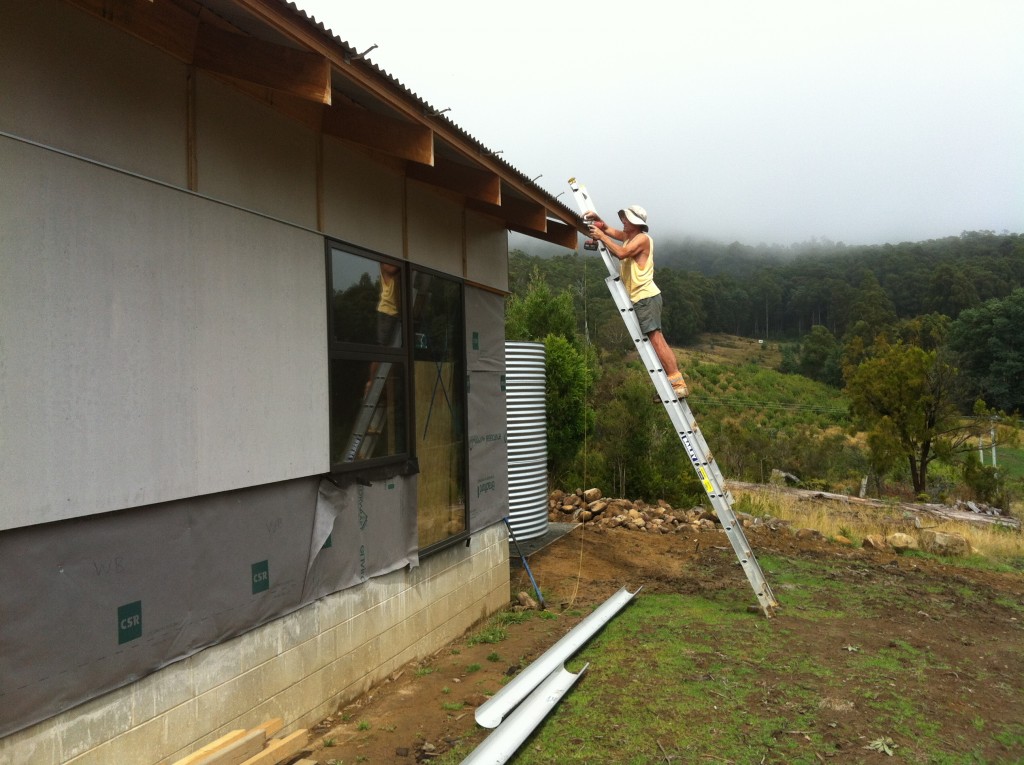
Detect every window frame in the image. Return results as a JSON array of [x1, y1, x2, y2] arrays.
[[324, 239, 471, 556], [408, 263, 471, 557], [325, 239, 412, 474]]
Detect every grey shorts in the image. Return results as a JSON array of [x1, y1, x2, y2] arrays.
[[377, 312, 401, 346], [633, 294, 663, 334]]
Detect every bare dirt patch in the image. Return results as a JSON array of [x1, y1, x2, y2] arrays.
[[305, 522, 1024, 764]]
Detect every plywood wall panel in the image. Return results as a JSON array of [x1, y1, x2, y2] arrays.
[[0, 0, 188, 185], [321, 139, 404, 256]]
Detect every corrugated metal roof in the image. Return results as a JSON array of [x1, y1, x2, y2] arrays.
[[274, 0, 581, 226]]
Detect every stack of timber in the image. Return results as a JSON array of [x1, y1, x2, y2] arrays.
[[169, 718, 311, 765]]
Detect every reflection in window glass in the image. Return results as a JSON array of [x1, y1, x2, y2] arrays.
[[325, 244, 469, 552], [330, 249, 403, 347], [328, 245, 407, 470], [330, 358, 407, 464], [412, 272, 466, 549]]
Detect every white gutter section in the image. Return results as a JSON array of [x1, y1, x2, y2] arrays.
[[461, 663, 588, 765], [474, 585, 640, 729]]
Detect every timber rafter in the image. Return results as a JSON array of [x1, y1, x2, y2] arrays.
[[62, 0, 579, 241]]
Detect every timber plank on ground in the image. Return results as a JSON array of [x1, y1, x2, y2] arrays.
[[236, 729, 309, 765], [170, 730, 248, 765], [169, 720, 306, 765], [189, 728, 267, 765]]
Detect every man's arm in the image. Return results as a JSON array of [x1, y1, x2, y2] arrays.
[[592, 229, 649, 262], [584, 212, 625, 242]]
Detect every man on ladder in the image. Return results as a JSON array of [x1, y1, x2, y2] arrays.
[[585, 205, 690, 399], [571, 178, 778, 616]]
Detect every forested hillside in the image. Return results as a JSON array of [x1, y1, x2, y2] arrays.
[[507, 231, 1022, 509], [514, 230, 1024, 342]]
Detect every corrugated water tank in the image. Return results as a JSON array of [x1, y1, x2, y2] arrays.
[[504, 341, 549, 540]]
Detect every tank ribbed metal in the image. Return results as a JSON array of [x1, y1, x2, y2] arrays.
[[505, 342, 549, 540]]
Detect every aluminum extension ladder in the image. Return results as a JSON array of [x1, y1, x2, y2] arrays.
[[343, 361, 393, 462], [568, 178, 779, 617], [343, 284, 412, 462], [343, 274, 432, 462]]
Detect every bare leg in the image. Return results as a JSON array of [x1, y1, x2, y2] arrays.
[[647, 330, 680, 377], [365, 361, 378, 395]]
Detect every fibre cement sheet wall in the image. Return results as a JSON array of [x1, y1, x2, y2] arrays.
[[0, 136, 328, 531], [0, 473, 419, 738], [465, 287, 508, 530]]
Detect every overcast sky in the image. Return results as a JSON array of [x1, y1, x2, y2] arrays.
[[297, 0, 1023, 248]]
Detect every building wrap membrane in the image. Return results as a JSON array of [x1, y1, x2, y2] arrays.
[[0, 287, 511, 738], [465, 288, 509, 531]]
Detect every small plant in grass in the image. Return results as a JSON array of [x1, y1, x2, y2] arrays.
[[994, 726, 1024, 748], [442, 686, 451, 694], [468, 624, 507, 645], [538, 610, 558, 620], [442, 701, 465, 711], [486, 651, 501, 662], [415, 665, 437, 676], [865, 737, 897, 755], [496, 610, 532, 626], [323, 737, 336, 747], [357, 720, 371, 731], [466, 663, 482, 673]]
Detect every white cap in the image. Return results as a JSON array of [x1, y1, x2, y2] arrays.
[[618, 205, 648, 227]]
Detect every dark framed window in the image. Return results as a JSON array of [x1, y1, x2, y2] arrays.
[[326, 242, 468, 553], [410, 269, 467, 551], [327, 244, 409, 470]]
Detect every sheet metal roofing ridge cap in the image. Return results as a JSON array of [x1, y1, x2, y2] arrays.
[[461, 663, 589, 765], [274, 0, 582, 228], [474, 584, 640, 729]]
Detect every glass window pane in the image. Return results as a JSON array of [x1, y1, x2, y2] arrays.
[[412, 273, 466, 548], [330, 358, 407, 466], [330, 248, 403, 347]]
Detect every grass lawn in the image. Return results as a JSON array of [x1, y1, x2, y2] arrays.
[[436, 547, 1024, 764]]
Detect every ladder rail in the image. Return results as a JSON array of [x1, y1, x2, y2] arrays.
[[342, 297, 411, 463], [568, 178, 778, 616], [343, 361, 393, 462]]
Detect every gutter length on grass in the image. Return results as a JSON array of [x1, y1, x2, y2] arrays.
[[461, 663, 588, 765], [474, 585, 640, 729]]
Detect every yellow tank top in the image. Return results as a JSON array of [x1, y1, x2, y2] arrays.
[[620, 234, 660, 303], [378, 270, 399, 317]]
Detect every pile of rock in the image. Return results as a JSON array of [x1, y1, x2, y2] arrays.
[[862, 529, 972, 556], [547, 488, 773, 534], [955, 499, 1007, 517], [548, 487, 974, 557]]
